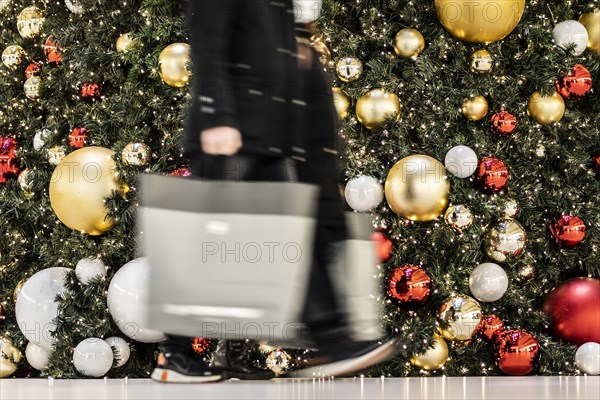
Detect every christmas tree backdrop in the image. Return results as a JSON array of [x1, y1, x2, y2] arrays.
[[1, 0, 599, 379]]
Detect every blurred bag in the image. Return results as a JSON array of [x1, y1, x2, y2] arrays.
[[139, 174, 319, 342]]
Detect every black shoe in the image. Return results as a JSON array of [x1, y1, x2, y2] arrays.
[[211, 340, 276, 380], [151, 351, 225, 383], [290, 338, 399, 378]]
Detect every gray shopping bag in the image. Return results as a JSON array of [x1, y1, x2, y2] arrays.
[[138, 174, 319, 342]]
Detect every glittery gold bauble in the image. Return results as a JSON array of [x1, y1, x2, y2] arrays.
[[356, 88, 401, 130], [462, 96, 488, 121], [438, 295, 483, 341], [411, 335, 449, 370], [265, 348, 291, 376], [444, 205, 474, 229], [13, 278, 26, 303], [484, 218, 527, 263], [527, 91, 565, 126], [332, 87, 351, 119], [0, 336, 22, 378], [385, 155, 449, 222], [121, 142, 151, 166], [434, 0, 525, 43], [16, 6, 44, 39], [49, 147, 123, 235], [24, 76, 41, 100], [158, 43, 191, 88], [579, 11, 600, 54], [393, 28, 425, 58], [336, 57, 363, 82], [2, 45, 25, 69], [471, 50, 493, 73], [116, 33, 133, 53]]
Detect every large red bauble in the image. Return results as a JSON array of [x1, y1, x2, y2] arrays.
[[44, 36, 63, 65], [0, 137, 20, 184], [495, 330, 539, 376], [555, 64, 593, 100], [474, 157, 509, 193], [372, 232, 393, 262], [592, 150, 600, 179], [542, 277, 600, 346], [478, 314, 505, 341], [549, 214, 586, 249], [490, 111, 517, 136], [387, 265, 431, 307], [68, 128, 88, 149]]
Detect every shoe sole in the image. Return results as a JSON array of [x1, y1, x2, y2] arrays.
[[151, 368, 224, 383], [289, 339, 399, 378]]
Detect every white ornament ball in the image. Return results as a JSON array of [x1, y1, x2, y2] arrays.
[[445, 145, 478, 179], [73, 338, 113, 377], [105, 337, 130, 368], [75, 258, 107, 285], [26, 342, 52, 371], [16, 267, 70, 350], [576, 342, 600, 375], [64, 0, 84, 14], [293, 0, 322, 23], [344, 175, 384, 212], [469, 262, 509, 302], [553, 20, 589, 55], [107, 258, 165, 343]]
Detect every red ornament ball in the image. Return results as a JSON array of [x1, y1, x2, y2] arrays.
[[495, 330, 540, 376], [474, 157, 509, 193], [542, 277, 600, 346], [44, 36, 62, 65], [549, 214, 586, 250], [478, 314, 505, 341], [556, 64, 593, 100], [372, 232, 393, 262], [0, 137, 20, 184], [387, 265, 432, 307], [168, 167, 192, 177], [80, 83, 102, 99], [592, 150, 600, 179], [490, 111, 517, 136], [25, 62, 41, 80], [192, 337, 211, 355], [68, 128, 88, 149]]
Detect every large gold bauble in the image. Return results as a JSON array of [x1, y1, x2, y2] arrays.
[[411, 335, 449, 370], [332, 87, 351, 119], [484, 218, 526, 263], [385, 155, 450, 222], [434, 0, 526, 43], [16, 6, 44, 39], [0, 336, 22, 378], [49, 147, 123, 236], [158, 43, 191, 88], [393, 28, 425, 58], [438, 295, 483, 341], [462, 96, 488, 121], [116, 33, 133, 53], [579, 11, 600, 54], [356, 88, 401, 130], [527, 91, 565, 126]]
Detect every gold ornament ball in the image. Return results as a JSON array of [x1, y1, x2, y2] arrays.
[[393, 28, 425, 58], [438, 295, 483, 341], [434, 0, 525, 43], [356, 88, 401, 130], [158, 43, 191, 88], [462, 96, 488, 121], [445, 205, 474, 229], [579, 11, 600, 54], [311, 35, 331, 63], [2, 45, 25, 69], [527, 91, 565, 126], [385, 155, 450, 222], [484, 218, 527, 263], [122, 142, 151, 166], [332, 87, 351, 120], [49, 147, 123, 236], [16, 6, 44, 39], [116, 33, 134, 53], [48, 145, 67, 166], [0, 336, 23, 378], [24, 76, 41, 100], [265, 348, 291, 376], [336, 57, 363, 83], [471, 50, 493, 73], [411, 335, 449, 370]]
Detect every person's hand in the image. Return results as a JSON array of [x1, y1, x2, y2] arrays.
[[200, 126, 242, 155]]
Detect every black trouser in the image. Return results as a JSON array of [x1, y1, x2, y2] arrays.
[[162, 153, 348, 354]]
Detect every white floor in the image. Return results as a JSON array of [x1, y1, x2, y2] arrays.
[[1, 377, 599, 400]]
